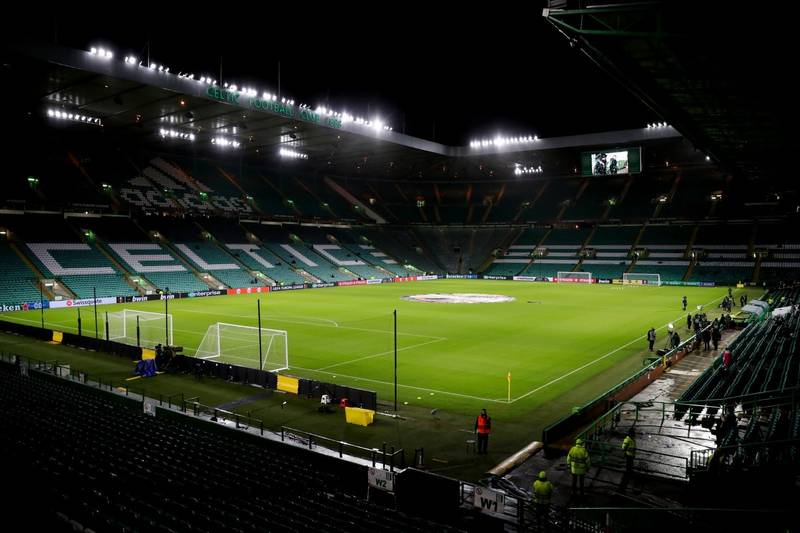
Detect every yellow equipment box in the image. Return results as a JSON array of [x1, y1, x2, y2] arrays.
[[345, 407, 375, 426]]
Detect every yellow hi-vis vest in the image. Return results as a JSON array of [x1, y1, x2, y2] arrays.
[[568, 444, 591, 475], [622, 436, 636, 457], [533, 480, 554, 504]]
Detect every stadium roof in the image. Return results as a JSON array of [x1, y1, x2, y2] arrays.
[[543, 1, 791, 183], [8, 41, 698, 181]]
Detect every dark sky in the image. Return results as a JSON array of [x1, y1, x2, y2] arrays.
[[9, 6, 656, 145]]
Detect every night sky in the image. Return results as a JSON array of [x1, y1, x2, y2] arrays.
[[6, 5, 655, 145]]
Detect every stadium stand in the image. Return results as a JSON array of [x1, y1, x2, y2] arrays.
[[414, 227, 512, 275], [0, 241, 44, 305], [4, 15, 799, 533], [667, 289, 800, 480], [485, 181, 533, 223], [612, 174, 673, 220], [690, 223, 755, 285], [627, 223, 695, 281], [357, 227, 440, 274], [564, 178, 619, 221], [661, 173, 725, 219], [755, 222, 800, 285], [678, 289, 800, 411], [0, 362, 464, 533], [24, 242, 138, 298], [528, 179, 581, 221], [576, 225, 640, 279], [0, 213, 80, 242], [483, 227, 546, 276]]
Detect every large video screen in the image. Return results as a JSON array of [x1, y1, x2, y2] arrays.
[[581, 147, 641, 176]]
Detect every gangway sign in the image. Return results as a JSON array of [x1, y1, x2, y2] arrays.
[[473, 486, 506, 514]]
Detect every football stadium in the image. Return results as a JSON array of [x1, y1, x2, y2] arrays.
[[1, 5, 796, 531]]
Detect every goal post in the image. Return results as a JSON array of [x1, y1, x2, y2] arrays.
[[106, 309, 173, 348], [195, 322, 289, 372], [623, 272, 662, 286], [557, 271, 593, 283]]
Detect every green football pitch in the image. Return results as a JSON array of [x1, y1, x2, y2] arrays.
[[1, 280, 758, 421]]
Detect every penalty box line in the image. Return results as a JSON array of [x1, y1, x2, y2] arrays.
[[314, 337, 448, 372], [1, 315, 202, 339], [179, 308, 445, 341], [290, 365, 506, 403], [508, 293, 728, 404]]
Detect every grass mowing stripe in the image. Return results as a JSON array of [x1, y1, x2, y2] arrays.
[[314, 337, 448, 371], [178, 308, 445, 340], [290, 365, 504, 403], [510, 292, 727, 403]]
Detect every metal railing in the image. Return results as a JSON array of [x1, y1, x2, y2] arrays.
[[584, 440, 690, 480], [182, 399, 266, 435], [581, 392, 799, 444], [542, 321, 717, 445], [689, 437, 800, 475], [280, 426, 405, 470], [1, 352, 155, 403], [1, 351, 405, 474], [567, 507, 789, 533]]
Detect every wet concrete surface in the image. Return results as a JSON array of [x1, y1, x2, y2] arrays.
[[502, 327, 747, 507]]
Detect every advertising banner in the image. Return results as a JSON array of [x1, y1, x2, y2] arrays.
[[226, 287, 270, 296], [270, 284, 308, 292], [512, 276, 539, 282], [49, 296, 117, 309], [337, 280, 368, 287], [187, 290, 224, 298]]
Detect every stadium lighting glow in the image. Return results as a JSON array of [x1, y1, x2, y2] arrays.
[[470, 135, 537, 149], [279, 148, 308, 159], [647, 122, 670, 129], [211, 136, 240, 148], [514, 165, 543, 176], [159, 128, 195, 141], [87, 38, 317, 116], [47, 108, 102, 126], [705, 155, 711, 161], [90, 46, 114, 59]]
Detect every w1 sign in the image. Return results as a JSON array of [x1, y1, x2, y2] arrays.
[[473, 486, 506, 514]]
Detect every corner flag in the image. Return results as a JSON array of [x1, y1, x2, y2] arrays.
[[507, 372, 512, 402]]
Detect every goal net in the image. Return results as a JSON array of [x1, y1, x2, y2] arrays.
[[623, 272, 662, 286], [195, 322, 289, 372], [557, 271, 593, 283], [107, 309, 173, 348]]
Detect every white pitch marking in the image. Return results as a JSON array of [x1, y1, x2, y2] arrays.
[[315, 337, 447, 372], [509, 293, 728, 403]]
